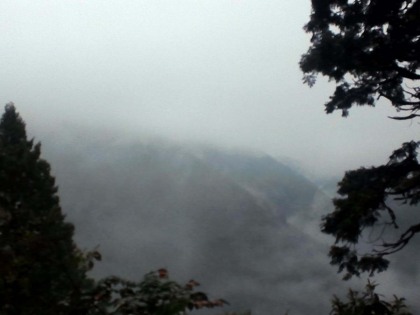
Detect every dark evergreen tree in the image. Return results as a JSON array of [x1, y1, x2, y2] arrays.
[[0, 103, 94, 314]]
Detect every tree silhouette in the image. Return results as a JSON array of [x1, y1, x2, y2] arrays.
[[301, 0, 420, 279], [301, 0, 420, 118], [0, 103, 95, 314], [330, 281, 411, 315]]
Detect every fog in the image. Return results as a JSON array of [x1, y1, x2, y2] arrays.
[[1, 1, 420, 314], [2, 0, 420, 178]]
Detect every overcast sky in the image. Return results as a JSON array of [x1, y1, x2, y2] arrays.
[[1, 0, 420, 178]]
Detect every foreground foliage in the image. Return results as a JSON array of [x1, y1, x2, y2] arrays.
[[90, 269, 227, 315], [301, 0, 420, 278], [330, 281, 411, 315]]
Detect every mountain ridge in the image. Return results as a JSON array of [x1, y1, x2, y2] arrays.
[[39, 133, 341, 315]]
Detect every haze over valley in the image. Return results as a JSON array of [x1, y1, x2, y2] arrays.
[[34, 131, 418, 315], [2, 1, 420, 314]]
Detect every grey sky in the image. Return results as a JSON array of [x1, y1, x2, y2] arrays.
[[1, 0, 419, 178]]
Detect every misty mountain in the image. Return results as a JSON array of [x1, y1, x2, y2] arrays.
[[40, 133, 347, 315]]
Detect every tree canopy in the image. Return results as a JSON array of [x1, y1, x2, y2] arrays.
[[301, 0, 420, 279], [301, 0, 420, 118]]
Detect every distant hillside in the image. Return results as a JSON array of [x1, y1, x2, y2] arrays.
[[41, 134, 345, 315], [201, 150, 319, 216]]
